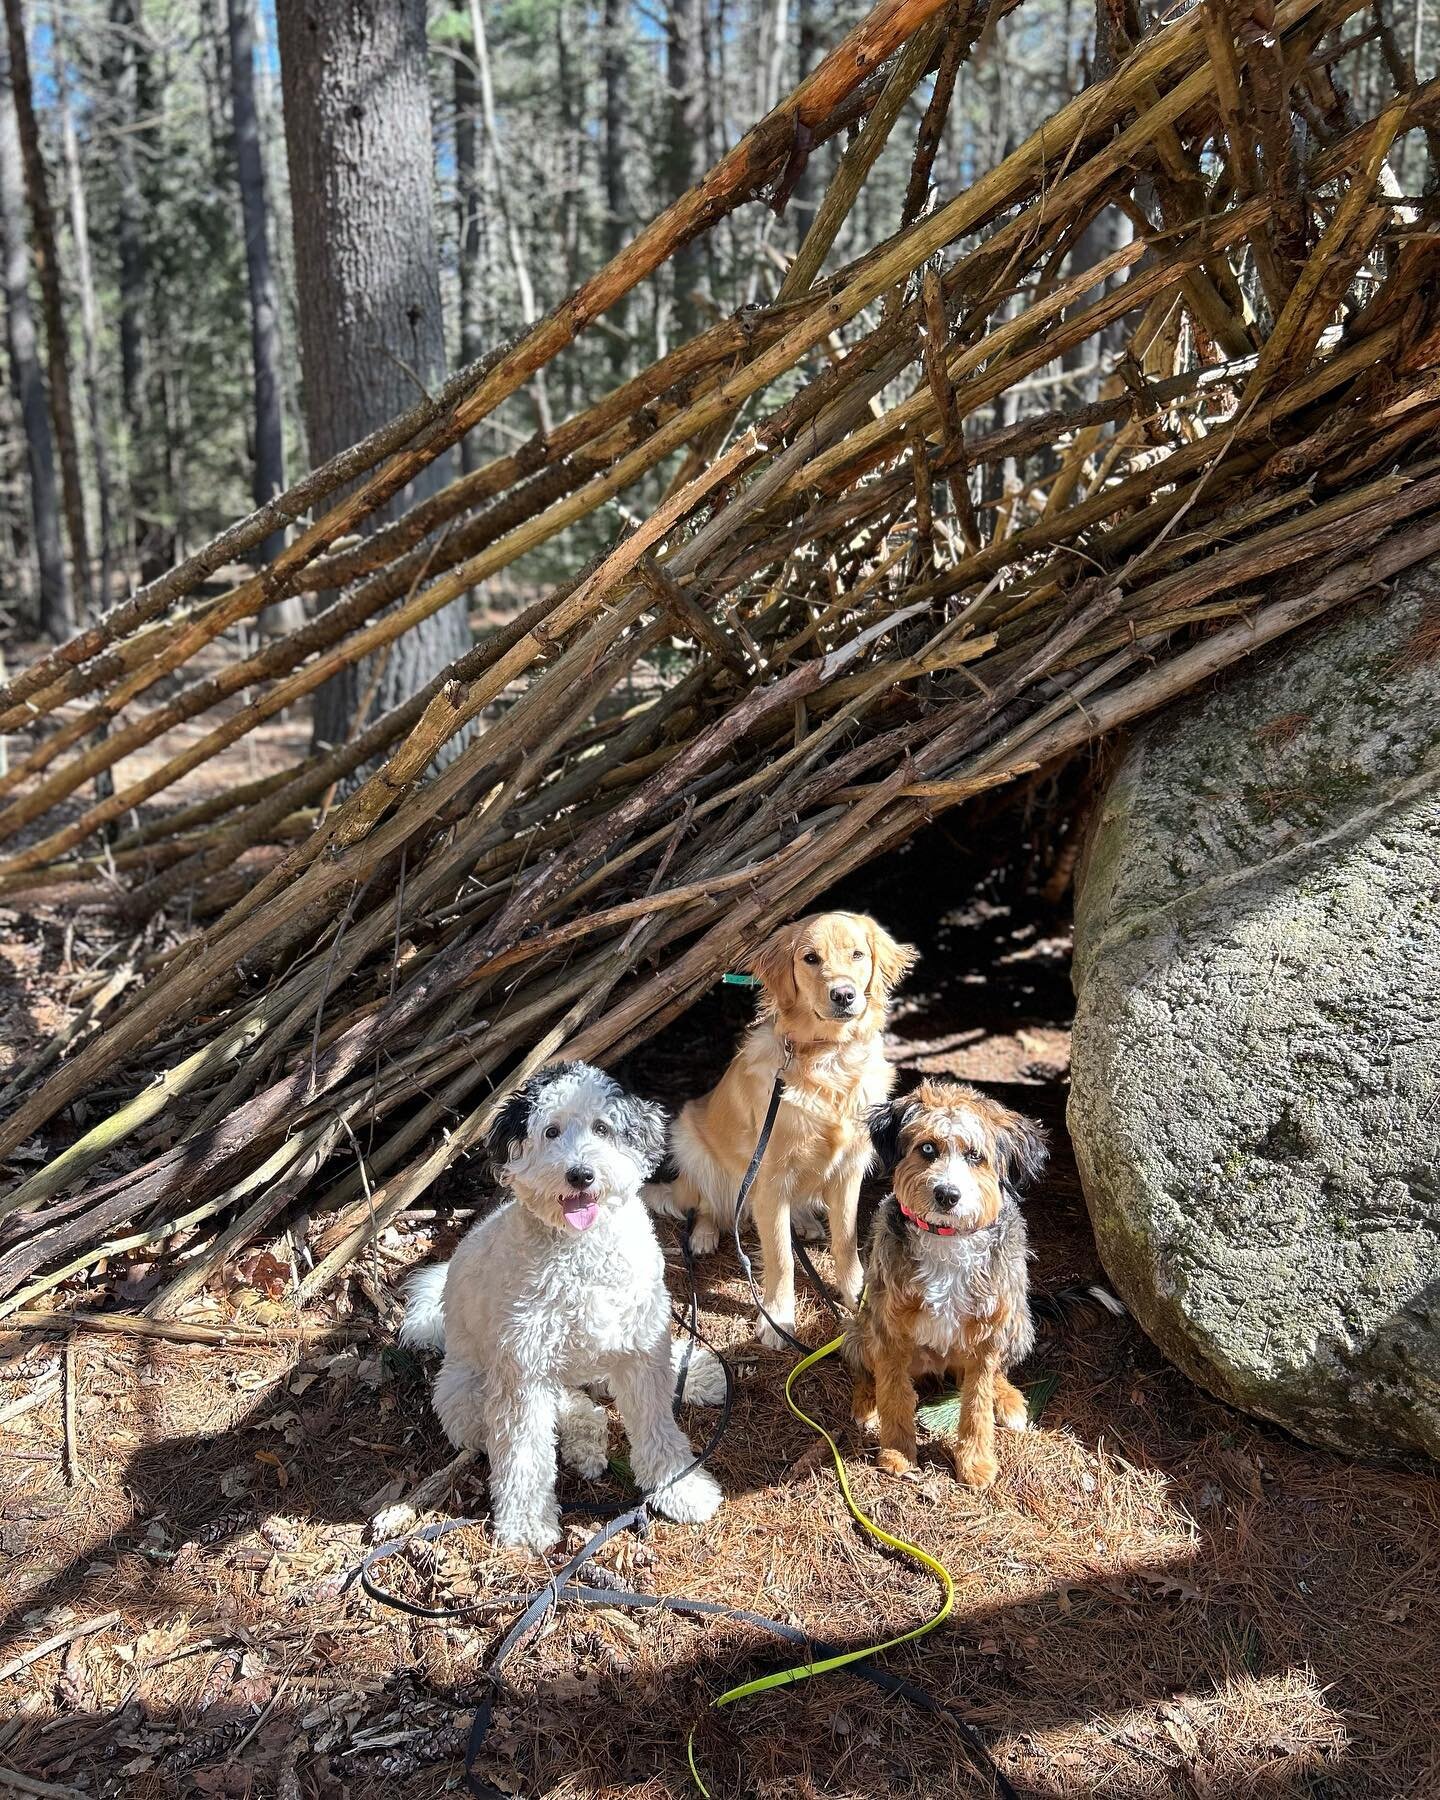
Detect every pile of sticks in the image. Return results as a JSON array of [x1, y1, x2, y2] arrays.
[[0, 0, 1437, 1323]]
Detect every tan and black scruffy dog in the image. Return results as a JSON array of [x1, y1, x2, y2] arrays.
[[843, 1077, 1047, 1488]]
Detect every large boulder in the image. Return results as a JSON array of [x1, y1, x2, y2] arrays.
[[1069, 566, 1440, 1460]]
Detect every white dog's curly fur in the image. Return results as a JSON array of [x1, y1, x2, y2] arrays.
[[400, 1061, 724, 1554]]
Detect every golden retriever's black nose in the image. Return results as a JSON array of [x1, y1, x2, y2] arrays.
[[932, 1184, 961, 1211], [830, 984, 857, 1009], [567, 1164, 595, 1189]]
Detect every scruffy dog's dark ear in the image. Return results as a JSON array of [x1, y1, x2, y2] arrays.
[[615, 1094, 671, 1177], [995, 1108, 1048, 1193], [868, 1098, 907, 1173], [486, 1079, 536, 1169]]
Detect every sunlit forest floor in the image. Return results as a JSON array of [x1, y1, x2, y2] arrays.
[[3, 798, 1439, 1798]]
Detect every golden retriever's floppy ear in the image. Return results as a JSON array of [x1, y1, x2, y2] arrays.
[[745, 921, 799, 1013], [865, 918, 919, 999]]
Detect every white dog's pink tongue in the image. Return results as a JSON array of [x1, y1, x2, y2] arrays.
[[562, 1194, 598, 1231]]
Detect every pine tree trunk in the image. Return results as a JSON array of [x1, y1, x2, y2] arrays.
[[3, 0, 91, 622], [453, 43, 485, 477], [277, 0, 469, 753], [51, 13, 114, 611], [790, 0, 820, 240], [0, 29, 68, 637], [226, 0, 302, 633], [665, 0, 706, 341], [468, 0, 551, 436], [600, 0, 628, 378], [107, 0, 156, 584]]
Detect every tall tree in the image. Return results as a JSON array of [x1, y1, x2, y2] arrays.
[[50, 13, 114, 611], [278, 0, 470, 751], [453, 28, 486, 474], [106, 0, 156, 580], [3, 0, 91, 621], [226, 0, 301, 632], [664, 0, 706, 342], [599, 0, 629, 378], [0, 29, 68, 636], [468, 0, 551, 434]]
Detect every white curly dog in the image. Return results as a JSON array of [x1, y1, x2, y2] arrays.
[[401, 1061, 724, 1554]]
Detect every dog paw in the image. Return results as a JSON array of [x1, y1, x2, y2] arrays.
[[875, 1447, 915, 1477], [755, 1311, 797, 1351], [368, 1502, 418, 1543], [996, 1393, 1030, 1433], [954, 1448, 1000, 1489], [687, 1217, 720, 1256], [853, 1407, 880, 1436], [675, 1343, 727, 1407], [493, 1507, 561, 1554], [649, 1466, 722, 1525], [792, 1203, 827, 1244], [559, 1436, 609, 1481]]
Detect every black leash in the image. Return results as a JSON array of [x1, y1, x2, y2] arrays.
[[728, 1059, 844, 1356]]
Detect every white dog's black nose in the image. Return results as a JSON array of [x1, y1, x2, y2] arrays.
[[830, 984, 857, 1010], [566, 1164, 595, 1190], [932, 1184, 961, 1211]]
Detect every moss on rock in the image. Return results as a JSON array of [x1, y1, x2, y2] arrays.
[[1069, 570, 1440, 1461]]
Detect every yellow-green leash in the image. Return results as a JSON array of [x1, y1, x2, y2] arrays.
[[686, 1330, 956, 1795]]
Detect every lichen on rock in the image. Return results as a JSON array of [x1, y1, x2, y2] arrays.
[[1069, 565, 1440, 1460]]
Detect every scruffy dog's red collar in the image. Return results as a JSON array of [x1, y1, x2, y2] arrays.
[[896, 1197, 958, 1237]]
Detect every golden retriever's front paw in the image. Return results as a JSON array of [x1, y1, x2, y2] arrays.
[[688, 1215, 720, 1257], [853, 1406, 880, 1436], [755, 1311, 797, 1351], [875, 1447, 915, 1477], [954, 1446, 999, 1489]]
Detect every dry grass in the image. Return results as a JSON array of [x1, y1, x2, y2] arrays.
[[3, 1212, 1437, 1799], [2, 851, 1437, 1800]]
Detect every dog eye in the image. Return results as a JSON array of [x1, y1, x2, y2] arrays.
[[964, 1147, 984, 1166], [593, 1119, 610, 1137], [803, 950, 820, 965], [918, 1141, 938, 1160], [851, 949, 863, 959], [544, 1124, 561, 1140]]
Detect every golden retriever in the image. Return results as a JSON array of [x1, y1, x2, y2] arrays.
[[647, 911, 917, 1346]]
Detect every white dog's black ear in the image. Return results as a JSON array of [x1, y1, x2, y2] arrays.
[[486, 1081, 535, 1167], [868, 1098, 908, 1173], [614, 1094, 670, 1177], [995, 1108, 1048, 1193]]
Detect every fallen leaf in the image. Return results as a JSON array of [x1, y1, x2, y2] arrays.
[[254, 1450, 289, 1489], [234, 1249, 289, 1298]]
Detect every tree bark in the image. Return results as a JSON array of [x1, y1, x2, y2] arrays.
[[453, 39, 486, 476], [51, 11, 114, 612], [107, 0, 161, 582], [665, 0, 707, 342], [0, 28, 68, 636], [791, 0, 821, 236], [601, 0, 629, 378], [468, 0, 551, 435], [226, 0, 302, 633], [278, 0, 470, 753], [2, 0, 91, 622]]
